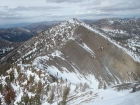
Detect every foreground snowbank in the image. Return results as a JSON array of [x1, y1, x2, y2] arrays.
[[88, 90, 140, 105]]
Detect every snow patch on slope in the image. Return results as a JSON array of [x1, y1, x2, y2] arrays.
[[101, 28, 128, 34], [88, 90, 140, 105], [81, 43, 96, 58], [32, 50, 99, 89]]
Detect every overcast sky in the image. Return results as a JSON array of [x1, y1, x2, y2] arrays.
[[0, 0, 140, 24]]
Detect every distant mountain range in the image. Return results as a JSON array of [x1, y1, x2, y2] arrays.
[[0, 21, 61, 59], [0, 23, 32, 29]]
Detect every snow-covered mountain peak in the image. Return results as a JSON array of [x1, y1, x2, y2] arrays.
[[57, 18, 82, 29], [67, 18, 82, 24]]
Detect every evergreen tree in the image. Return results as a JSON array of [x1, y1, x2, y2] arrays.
[[61, 87, 70, 105], [48, 92, 54, 104]]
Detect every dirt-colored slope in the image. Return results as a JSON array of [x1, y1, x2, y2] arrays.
[[59, 26, 140, 85]]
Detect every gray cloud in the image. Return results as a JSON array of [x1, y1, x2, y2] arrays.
[[0, 5, 64, 24], [0, 0, 140, 25], [85, 0, 140, 18], [88, 2, 140, 11], [46, 0, 85, 3], [12, 6, 63, 11], [0, 6, 63, 12]]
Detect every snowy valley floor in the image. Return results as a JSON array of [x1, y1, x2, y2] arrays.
[[42, 84, 140, 105], [88, 89, 140, 105]]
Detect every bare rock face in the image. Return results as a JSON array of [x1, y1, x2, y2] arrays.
[[89, 18, 140, 62], [57, 25, 140, 86], [2, 18, 140, 87]]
